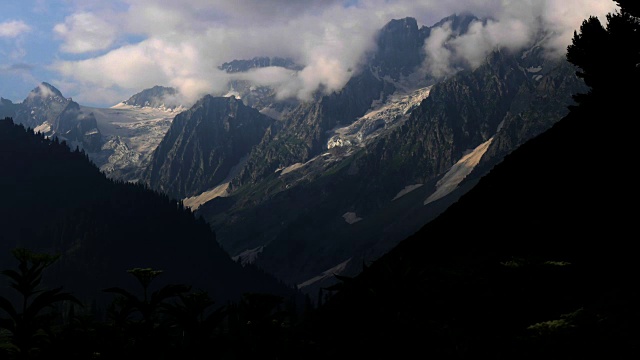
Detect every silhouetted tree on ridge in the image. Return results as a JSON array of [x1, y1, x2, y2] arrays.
[[567, 0, 639, 116]]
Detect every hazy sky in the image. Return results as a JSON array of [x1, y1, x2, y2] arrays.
[[0, 0, 617, 108]]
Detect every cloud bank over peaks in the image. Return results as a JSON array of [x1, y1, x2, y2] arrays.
[[420, 0, 616, 79], [52, 1, 382, 106], [422, 16, 534, 78], [48, 0, 618, 107]]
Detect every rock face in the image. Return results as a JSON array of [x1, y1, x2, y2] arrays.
[[55, 101, 103, 152], [371, 17, 431, 80], [143, 95, 275, 198], [229, 66, 397, 193], [0, 97, 19, 119]]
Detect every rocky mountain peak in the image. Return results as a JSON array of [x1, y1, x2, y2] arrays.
[[187, 94, 243, 118], [430, 12, 478, 33], [31, 82, 65, 98], [218, 56, 302, 73], [121, 85, 182, 110], [371, 17, 430, 80], [14, 82, 71, 129], [24, 82, 68, 106]]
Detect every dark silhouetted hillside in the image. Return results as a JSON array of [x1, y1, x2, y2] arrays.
[[0, 117, 299, 308]]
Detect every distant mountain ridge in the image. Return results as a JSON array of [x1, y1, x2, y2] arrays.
[[0, 83, 192, 183], [1, 82, 105, 152]]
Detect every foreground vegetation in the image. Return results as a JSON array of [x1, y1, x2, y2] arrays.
[[0, 248, 311, 359]]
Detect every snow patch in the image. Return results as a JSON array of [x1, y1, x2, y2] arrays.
[[110, 102, 136, 110], [34, 121, 51, 134], [232, 246, 264, 266], [342, 212, 362, 224], [84, 105, 179, 182], [110, 102, 186, 113], [224, 90, 241, 99], [327, 86, 431, 150], [297, 258, 351, 289], [392, 184, 423, 201], [183, 183, 230, 210], [424, 138, 494, 205], [526, 66, 542, 73], [280, 162, 304, 176], [182, 155, 249, 210]]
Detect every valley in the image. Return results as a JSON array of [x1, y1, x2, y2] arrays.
[[2, 14, 585, 297]]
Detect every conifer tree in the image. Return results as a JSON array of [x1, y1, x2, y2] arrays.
[[566, 0, 640, 113]]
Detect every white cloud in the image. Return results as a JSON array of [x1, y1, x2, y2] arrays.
[[54, 12, 118, 53], [423, 23, 456, 78], [51, 38, 231, 106], [0, 20, 30, 38], [450, 17, 533, 69]]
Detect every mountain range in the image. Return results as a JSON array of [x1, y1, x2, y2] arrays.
[[149, 15, 585, 294], [2, 14, 585, 298]]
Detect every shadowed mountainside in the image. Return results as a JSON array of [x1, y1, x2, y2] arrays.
[[0, 117, 300, 308]]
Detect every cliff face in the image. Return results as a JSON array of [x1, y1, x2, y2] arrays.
[[143, 95, 274, 198]]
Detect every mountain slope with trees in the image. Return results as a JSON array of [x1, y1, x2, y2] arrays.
[[0, 118, 299, 309]]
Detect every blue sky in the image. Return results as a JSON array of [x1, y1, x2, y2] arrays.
[[0, 0, 616, 108]]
